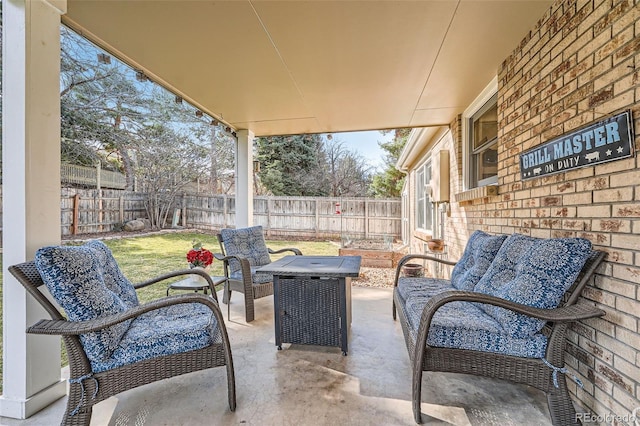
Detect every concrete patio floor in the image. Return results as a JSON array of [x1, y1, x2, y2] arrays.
[[2, 286, 554, 426]]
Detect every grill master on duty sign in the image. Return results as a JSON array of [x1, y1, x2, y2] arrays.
[[519, 111, 634, 180]]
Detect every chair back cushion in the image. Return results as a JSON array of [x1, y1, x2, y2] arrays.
[[35, 243, 132, 364], [85, 240, 139, 308], [220, 226, 272, 276], [473, 233, 592, 337], [450, 231, 507, 290]]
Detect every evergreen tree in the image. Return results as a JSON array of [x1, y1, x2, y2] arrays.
[[256, 134, 327, 196], [370, 129, 410, 197]]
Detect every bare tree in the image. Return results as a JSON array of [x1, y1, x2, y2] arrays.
[[134, 124, 209, 229], [322, 139, 373, 196]]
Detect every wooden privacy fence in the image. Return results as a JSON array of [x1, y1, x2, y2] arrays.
[[61, 188, 147, 236], [182, 194, 401, 240], [1, 188, 400, 240]]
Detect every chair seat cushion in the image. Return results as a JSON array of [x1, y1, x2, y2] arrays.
[[450, 231, 507, 290], [405, 295, 547, 359], [35, 244, 131, 364], [91, 303, 219, 373], [230, 267, 273, 285], [396, 277, 453, 302], [473, 234, 592, 338]]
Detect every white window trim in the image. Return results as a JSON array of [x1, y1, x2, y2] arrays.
[[415, 158, 433, 234], [462, 76, 498, 191]]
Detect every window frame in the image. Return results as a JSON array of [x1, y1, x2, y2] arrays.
[[415, 159, 433, 232], [462, 77, 498, 190]]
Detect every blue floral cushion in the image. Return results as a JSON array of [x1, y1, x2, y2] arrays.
[[396, 277, 453, 302], [450, 231, 507, 290], [405, 295, 548, 358], [221, 226, 272, 277], [35, 244, 130, 363], [91, 303, 219, 373], [473, 234, 592, 338], [230, 267, 273, 285], [85, 240, 139, 308]]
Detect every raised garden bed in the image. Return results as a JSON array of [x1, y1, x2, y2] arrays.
[[338, 239, 406, 268]]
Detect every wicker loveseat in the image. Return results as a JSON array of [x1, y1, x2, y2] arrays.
[[392, 231, 606, 425], [9, 240, 235, 426]]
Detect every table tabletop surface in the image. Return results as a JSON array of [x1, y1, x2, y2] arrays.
[[256, 255, 361, 277], [168, 275, 227, 288]]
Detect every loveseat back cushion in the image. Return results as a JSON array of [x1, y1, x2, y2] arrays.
[[473, 233, 592, 337], [450, 231, 507, 290], [404, 295, 547, 358], [91, 302, 219, 373], [85, 240, 139, 308], [35, 244, 131, 363], [221, 226, 272, 276]]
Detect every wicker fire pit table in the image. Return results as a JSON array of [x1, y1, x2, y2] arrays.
[[256, 255, 361, 355]]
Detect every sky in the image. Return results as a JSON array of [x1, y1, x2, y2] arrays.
[[330, 130, 393, 170]]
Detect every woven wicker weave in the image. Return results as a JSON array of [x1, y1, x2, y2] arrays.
[[9, 261, 236, 426], [216, 231, 301, 322], [277, 277, 343, 348], [392, 250, 606, 425]]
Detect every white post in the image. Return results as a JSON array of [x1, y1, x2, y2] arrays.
[[1, 0, 67, 419], [235, 130, 254, 228]]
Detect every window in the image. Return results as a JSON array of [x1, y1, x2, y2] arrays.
[[462, 77, 498, 190], [416, 160, 433, 231], [469, 95, 498, 187]]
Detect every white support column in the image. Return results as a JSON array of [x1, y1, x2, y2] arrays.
[[235, 130, 254, 228], [1, 0, 67, 419]]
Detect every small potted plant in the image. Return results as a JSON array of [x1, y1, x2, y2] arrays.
[[186, 241, 214, 282]]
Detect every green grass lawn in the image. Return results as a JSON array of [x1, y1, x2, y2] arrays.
[[0, 231, 338, 392]]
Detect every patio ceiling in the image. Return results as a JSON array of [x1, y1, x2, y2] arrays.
[[62, 0, 551, 137]]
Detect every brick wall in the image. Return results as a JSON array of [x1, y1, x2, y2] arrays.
[[444, 0, 639, 420]]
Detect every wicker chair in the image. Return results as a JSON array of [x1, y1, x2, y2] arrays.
[[216, 225, 302, 322], [392, 232, 606, 425], [9, 241, 236, 426]]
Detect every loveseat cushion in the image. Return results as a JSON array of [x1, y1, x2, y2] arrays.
[[91, 303, 219, 373], [404, 295, 548, 358], [221, 226, 272, 277], [85, 240, 139, 308], [450, 231, 507, 290], [396, 277, 453, 303], [35, 244, 131, 363], [473, 233, 592, 337]]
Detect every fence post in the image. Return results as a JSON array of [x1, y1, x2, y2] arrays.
[[266, 197, 272, 237], [98, 190, 104, 232], [119, 196, 124, 223], [223, 195, 228, 228], [72, 193, 80, 235], [364, 199, 369, 239], [95, 162, 101, 190], [315, 198, 319, 238], [182, 193, 187, 227]]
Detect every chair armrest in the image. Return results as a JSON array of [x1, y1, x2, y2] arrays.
[[269, 247, 302, 256], [27, 294, 223, 336], [213, 253, 254, 294], [394, 254, 458, 286], [133, 268, 221, 302]]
